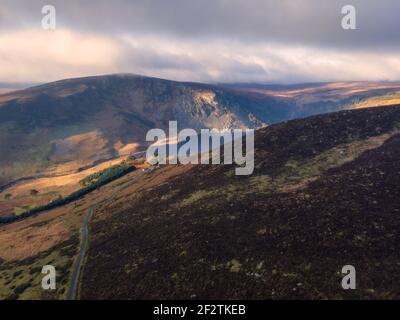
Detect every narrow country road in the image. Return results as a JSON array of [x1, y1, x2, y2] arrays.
[[66, 170, 145, 300], [66, 206, 94, 300]]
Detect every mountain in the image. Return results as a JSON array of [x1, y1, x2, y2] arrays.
[[2, 75, 400, 187], [79, 105, 400, 299], [223, 81, 400, 117], [0, 74, 293, 185], [0, 82, 36, 95]]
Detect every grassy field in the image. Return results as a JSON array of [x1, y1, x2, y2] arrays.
[[0, 233, 79, 299], [0, 164, 136, 224], [0, 157, 134, 217], [348, 91, 400, 109], [0, 165, 146, 300]]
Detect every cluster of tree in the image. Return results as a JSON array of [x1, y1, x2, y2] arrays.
[[0, 165, 136, 225], [79, 164, 133, 187]]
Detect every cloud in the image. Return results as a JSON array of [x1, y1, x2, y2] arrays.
[[0, 29, 121, 82], [0, 1, 400, 83], [2, 0, 400, 49], [119, 35, 400, 83]]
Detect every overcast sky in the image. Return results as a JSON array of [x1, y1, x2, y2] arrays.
[[1, 0, 400, 84]]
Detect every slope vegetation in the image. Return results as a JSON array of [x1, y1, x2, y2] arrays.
[[80, 105, 400, 299]]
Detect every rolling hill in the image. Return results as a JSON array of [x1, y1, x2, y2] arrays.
[[1, 86, 400, 299], [79, 105, 400, 299], [2, 75, 400, 188], [0, 74, 288, 186]]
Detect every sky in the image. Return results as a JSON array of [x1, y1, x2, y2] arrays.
[[1, 0, 400, 84]]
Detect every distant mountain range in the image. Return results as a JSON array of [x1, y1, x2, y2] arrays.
[[1, 74, 400, 185], [0, 83, 38, 95]]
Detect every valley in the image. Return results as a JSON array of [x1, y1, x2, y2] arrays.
[[1, 75, 400, 299]]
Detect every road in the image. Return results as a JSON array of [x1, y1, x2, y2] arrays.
[[66, 170, 145, 300], [66, 206, 94, 300]]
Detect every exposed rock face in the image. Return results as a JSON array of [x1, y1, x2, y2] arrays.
[[1, 75, 399, 185], [0, 74, 282, 184]]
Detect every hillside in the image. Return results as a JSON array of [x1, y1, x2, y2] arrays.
[[2, 75, 400, 187], [79, 105, 400, 299], [0, 74, 292, 185], [346, 91, 400, 109], [225, 82, 400, 117]]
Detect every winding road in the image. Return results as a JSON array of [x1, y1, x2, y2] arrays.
[[66, 205, 94, 300]]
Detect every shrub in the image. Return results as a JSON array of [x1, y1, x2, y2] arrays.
[[79, 164, 133, 187], [13, 270, 23, 277], [14, 283, 30, 295]]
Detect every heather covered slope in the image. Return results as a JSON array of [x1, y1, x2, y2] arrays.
[[81, 105, 400, 299]]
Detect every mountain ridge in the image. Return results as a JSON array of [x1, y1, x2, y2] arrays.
[[0, 74, 289, 184], [1, 74, 400, 186]]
